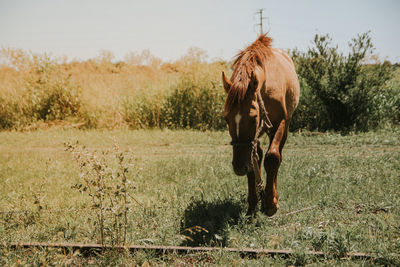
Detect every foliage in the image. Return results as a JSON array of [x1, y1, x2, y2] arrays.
[[65, 142, 133, 246], [121, 50, 228, 130], [0, 50, 81, 129], [121, 94, 162, 129], [160, 77, 226, 130], [1, 35, 399, 132], [291, 32, 398, 131], [0, 47, 228, 130]]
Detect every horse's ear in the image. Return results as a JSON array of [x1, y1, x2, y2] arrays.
[[222, 71, 232, 93]]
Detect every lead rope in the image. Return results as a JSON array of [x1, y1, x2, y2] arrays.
[[257, 91, 273, 131], [251, 91, 273, 207]]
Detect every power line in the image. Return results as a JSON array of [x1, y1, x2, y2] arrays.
[[255, 9, 268, 35]]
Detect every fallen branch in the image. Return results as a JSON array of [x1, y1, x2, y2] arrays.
[[282, 205, 318, 216], [6, 242, 380, 260]]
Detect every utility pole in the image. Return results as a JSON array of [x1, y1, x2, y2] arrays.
[[255, 9, 268, 35]]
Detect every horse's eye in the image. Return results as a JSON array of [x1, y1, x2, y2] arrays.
[[249, 109, 258, 118]]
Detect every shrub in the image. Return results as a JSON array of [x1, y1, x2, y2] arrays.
[[291, 32, 396, 132], [160, 77, 225, 130], [29, 79, 81, 122], [0, 50, 82, 129], [121, 94, 162, 129], [121, 54, 227, 131], [0, 98, 18, 129]]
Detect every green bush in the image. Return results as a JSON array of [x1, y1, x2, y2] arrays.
[[121, 94, 161, 129], [29, 80, 81, 122], [160, 78, 225, 130], [0, 98, 19, 129], [374, 71, 400, 126], [290, 77, 330, 131], [291, 32, 397, 132], [121, 76, 226, 130]]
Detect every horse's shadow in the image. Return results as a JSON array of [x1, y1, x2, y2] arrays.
[[180, 197, 243, 247]]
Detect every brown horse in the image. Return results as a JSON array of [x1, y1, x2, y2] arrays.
[[222, 34, 300, 216]]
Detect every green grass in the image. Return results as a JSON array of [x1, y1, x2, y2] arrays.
[[0, 128, 399, 265]]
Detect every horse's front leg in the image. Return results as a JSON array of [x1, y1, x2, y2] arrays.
[[263, 119, 287, 216], [246, 143, 264, 216]]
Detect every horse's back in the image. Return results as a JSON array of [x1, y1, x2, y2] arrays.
[[263, 48, 300, 121]]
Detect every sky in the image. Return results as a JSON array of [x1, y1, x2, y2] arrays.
[[0, 0, 399, 63]]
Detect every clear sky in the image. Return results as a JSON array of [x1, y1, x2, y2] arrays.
[[0, 0, 399, 63]]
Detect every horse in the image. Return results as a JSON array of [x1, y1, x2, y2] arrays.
[[222, 34, 300, 216]]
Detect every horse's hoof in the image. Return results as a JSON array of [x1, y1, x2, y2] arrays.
[[263, 203, 279, 217], [264, 207, 277, 216]]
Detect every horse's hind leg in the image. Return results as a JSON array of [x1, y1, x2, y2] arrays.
[[263, 119, 288, 216], [246, 143, 263, 216]]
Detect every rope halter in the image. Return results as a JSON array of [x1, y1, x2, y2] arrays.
[[229, 91, 273, 200]]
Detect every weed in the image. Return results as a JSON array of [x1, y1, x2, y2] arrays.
[[65, 142, 134, 246]]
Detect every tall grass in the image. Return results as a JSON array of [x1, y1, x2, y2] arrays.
[[0, 49, 82, 129], [1, 33, 399, 132], [0, 47, 228, 130]]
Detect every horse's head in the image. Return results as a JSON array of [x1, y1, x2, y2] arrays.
[[222, 71, 262, 176]]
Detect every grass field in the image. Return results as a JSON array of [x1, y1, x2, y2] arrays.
[[0, 128, 399, 265]]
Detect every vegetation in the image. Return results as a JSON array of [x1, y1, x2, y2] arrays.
[[0, 33, 399, 265], [1, 32, 399, 132], [0, 47, 227, 131], [0, 129, 399, 265], [291, 32, 399, 132], [66, 142, 132, 246]]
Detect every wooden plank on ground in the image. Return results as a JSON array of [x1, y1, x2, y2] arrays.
[[7, 242, 379, 260]]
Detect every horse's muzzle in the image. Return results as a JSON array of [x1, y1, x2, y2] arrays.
[[232, 161, 251, 176]]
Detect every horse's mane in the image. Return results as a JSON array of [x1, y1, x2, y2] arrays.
[[225, 34, 272, 114]]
